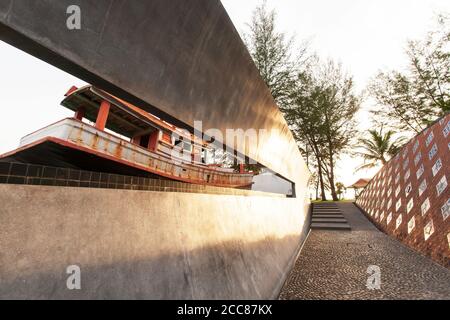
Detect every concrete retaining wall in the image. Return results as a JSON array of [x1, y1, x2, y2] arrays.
[[0, 185, 310, 299]]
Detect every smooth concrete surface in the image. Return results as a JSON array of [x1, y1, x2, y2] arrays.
[[252, 171, 293, 195], [311, 218, 348, 223], [0, 0, 310, 196], [0, 184, 310, 300], [310, 223, 351, 231]]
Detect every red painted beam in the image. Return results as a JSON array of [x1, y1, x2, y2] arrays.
[[65, 86, 78, 96], [148, 131, 159, 152], [95, 100, 111, 131], [74, 106, 85, 121]]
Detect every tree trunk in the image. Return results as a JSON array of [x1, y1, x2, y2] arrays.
[[315, 179, 320, 200], [321, 108, 340, 202], [317, 157, 327, 201], [327, 150, 339, 202], [308, 137, 327, 202], [328, 177, 339, 201]]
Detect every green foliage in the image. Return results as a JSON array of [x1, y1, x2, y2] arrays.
[[231, 163, 264, 175], [243, 3, 449, 201], [335, 182, 346, 200], [354, 127, 407, 171], [244, 1, 308, 109], [284, 59, 361, 201], [370, 14, 450, 133], [244, 2, 361, 201]]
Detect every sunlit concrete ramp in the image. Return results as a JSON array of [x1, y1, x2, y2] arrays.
[[0, 1, 311, 299]]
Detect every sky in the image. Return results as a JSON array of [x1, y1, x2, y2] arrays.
[[0, 0, 449, 194]]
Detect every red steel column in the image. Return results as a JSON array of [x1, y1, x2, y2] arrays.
[[131, 135, 141, 145], [74, 106, 85, 121], [95, 100, 111, 131], [148, 131, 159, 152]]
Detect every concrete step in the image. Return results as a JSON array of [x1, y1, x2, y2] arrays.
[[313, 210, 342, 214], [312, 214, 345, 218], [313, 211, 342, 215], [311, 223, 351, 231], [313, 207, 340, 209], [313, 204, 338, 208], [312, 214, 346, 219], [312, 218, 347, 223], [314, 205, 338, 208], [314, 206, 340, 208]]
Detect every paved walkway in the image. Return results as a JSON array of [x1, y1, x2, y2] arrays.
[[279, 202, 450, 300]]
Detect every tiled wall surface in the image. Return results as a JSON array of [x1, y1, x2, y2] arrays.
[[356, 113, 450, 268], [0, 162, 283, 198]]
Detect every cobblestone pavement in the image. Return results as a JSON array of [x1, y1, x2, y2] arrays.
[[279, 202, 450, 300]]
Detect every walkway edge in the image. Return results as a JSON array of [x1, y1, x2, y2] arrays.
[[274, 226, 312, 300], [354, 202, 450, 272]]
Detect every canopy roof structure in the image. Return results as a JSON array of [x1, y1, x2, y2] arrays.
[[62, 86, 194, 142], [348, 178, 370, 189]]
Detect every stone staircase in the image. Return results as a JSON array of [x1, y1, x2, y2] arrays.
[[311, 202, 351, 231]]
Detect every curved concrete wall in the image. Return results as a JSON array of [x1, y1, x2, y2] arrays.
[[0, 0, 310, 193], [356, 114, 450, 268], [0, 185, 310, 299]]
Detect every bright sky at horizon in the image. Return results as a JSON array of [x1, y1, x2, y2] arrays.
[[0, 1, 449, 196]]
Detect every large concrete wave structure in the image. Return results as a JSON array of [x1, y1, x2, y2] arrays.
[[356, 114, 450, 268], [0, 1, 311, 298]]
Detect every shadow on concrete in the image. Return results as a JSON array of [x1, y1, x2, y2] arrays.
[[0, 235, 303, 300], [338, 202, 380, 232]]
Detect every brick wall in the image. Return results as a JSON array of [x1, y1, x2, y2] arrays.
[[356, 113, 450, 268]]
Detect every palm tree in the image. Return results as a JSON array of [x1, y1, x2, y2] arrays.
[[335, 182, 346, 200], [355, 128, 406, 171]]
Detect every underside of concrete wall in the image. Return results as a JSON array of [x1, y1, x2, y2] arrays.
[[0, 185, 310, 300]]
